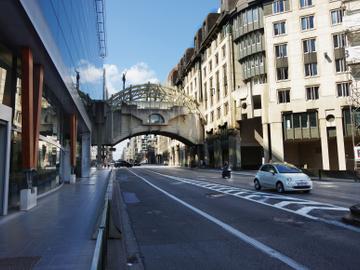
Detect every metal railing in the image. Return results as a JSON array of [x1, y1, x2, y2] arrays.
[[90, 171, 113, 270]]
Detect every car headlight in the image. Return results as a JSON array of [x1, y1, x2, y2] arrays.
[[286, 177, 293, 185]]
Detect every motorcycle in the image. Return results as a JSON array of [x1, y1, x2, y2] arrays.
[[222, 167, 231, 179]]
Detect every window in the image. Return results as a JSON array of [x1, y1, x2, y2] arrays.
[[210, 77, 214, 106], [333, 33, 346, 48], [335, 58, 347, 73], [223, 64, 228, 96], [283, 112, 318, 133], [203, 67, 207, 77], [209, 60, 213, 72], [215, 53, 219, 66], [224, 102, 229, 115], [247, 9, 253, 23], [256, 33, 261, 44], [303, 38, 316, 53], [222, 45, 226, 58], [293, 114, 301, 128], [305, 63, 318, 76], [309, 111, 317, 127], [273, 21, 286, 36], [217, 107, 221, 119], [306, 86, 319, 100], [210, 111, 214, 122], [273, 0, 285, 14], [278, 89, 290, 103], [275, 43, 287, 58], [253, 8, 259, 22], [216, 71, 220, 101], [331, 9, 343, 25], [337, 82, 350, 97], [277, 67, 289, 80], [300, 0, 312, 8], [149, 114, 165, 124], [301, 15, 314, 31], [242, 11, 248, 25]]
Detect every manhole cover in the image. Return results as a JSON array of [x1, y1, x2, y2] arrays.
[[0, 256, 41, 270]]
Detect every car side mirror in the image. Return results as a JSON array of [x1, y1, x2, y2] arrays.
[[270, 171, 276, 175]]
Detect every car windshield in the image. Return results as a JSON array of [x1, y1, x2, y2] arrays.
[[274, 164, 302, 173]]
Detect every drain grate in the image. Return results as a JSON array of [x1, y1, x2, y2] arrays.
[[0, 256, 41, 270]]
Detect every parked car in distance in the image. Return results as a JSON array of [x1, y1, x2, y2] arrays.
[[115, 160, 133, 168], [254, 163, 312, 193]]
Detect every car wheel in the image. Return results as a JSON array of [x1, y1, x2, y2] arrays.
[[276, 182, 284, 193], [254, 179, 261, 190]]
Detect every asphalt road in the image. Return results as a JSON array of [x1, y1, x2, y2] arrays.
[[115, 166, 360, 270]]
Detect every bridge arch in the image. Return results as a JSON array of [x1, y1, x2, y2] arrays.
[[112, 130, 199, 147], [91, 83, 205, 147]]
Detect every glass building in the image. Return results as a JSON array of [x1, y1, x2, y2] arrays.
[[0, 0, 105, 215]]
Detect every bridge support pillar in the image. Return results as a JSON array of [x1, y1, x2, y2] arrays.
[[61, 142, 71, 183], [81, 133, 91, 178], [175, 145, 180, 166], [228, 130, 241, 170], [214, 138, 223, 169]]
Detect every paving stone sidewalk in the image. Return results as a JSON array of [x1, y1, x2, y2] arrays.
[[0, 169, 111, 270]]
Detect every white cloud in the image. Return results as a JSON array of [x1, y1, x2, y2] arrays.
[[77, 60, 103, 84], [104, 62, 159, 95], [75, 60, 159, 97]]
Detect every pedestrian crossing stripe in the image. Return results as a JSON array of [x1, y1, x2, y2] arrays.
[[145, 169, 360, 233]]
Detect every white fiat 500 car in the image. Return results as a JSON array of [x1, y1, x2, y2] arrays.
[[254, 163, 312, 193]]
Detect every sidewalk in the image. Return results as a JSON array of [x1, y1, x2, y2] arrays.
[[0, 169, 111, 270]]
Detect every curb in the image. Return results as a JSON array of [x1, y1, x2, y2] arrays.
[[112, 171, 145, 270]]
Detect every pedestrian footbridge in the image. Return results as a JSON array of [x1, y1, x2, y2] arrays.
[[89, 83, 205, 146]]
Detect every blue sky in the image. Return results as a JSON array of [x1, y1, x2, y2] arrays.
[[105, 0, 219, 158], [104, 0, 219, 93]]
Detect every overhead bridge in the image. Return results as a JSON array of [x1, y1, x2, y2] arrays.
[[89, 83, 205, 146]]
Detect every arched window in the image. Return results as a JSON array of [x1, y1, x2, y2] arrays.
[[148, 114, 165, 124]]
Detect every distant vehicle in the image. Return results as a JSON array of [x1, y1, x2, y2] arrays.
[[133, 161, 141, 166], [222, 162, 231, 179], [115, 160, 132, 168], [254, 163, 312, 193]]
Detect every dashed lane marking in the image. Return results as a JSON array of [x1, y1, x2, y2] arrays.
[[127, 169, 309, 270], [145, 169, 360, 233]]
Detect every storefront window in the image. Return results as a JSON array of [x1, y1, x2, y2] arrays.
[[35, 89, 62, 194], [0, 44, 13, 106]]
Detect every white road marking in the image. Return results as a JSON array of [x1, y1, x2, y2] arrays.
[[233, 191, 249, 195], [274, 201, 325, 208], [144, 170, 360, 233], [128, 169, 309, 270], [296, 206, 348, 215]]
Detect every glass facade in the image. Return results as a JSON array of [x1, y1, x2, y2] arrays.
[[20, 0, 104, 99], [1, 0, 103, 209]]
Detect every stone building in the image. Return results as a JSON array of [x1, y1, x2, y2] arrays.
[[165, 0, 359, 172]]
